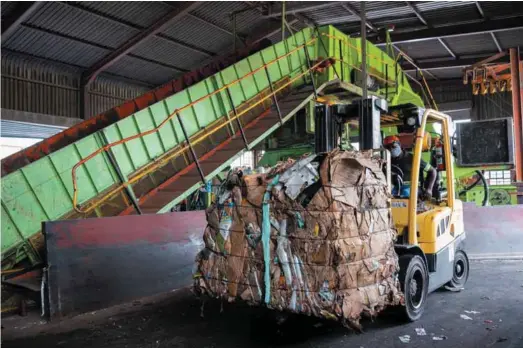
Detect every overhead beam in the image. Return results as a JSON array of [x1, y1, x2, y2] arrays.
[[374, 16, 523, 45], [405, 1, 428, 26], [251, 18, 300, 43], [490, 32, 503, 53], [60, 1, 217, 56], [82, 2, 201, 85], [19, 23, 188, 74], [437, 38, 456, 58], [341, 2, 376, 32], [265, 2, 339, 17], [475, 1, 485, 18], [402, 53, 511, 72], [1, 1, 42, 40]]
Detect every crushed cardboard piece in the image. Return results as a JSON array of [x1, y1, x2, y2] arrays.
[[194, 150, 402, 329]]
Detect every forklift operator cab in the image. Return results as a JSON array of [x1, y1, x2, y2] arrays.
[[383, 134, 438, 201], [315, 98, 469, 322]]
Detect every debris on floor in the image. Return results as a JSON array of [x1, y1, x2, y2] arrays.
[[432, 335, 448, 341], [415, 328, 427, 336], [460, 314, 473, 320], [484, 320, 493, 324], [464, 310, 480, 315], [399, 335, 411, 343], [193, 150, 401, 330]]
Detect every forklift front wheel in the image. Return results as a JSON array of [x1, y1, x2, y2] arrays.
[[398, 254, 429, 322], [445, 250, 470, 291]]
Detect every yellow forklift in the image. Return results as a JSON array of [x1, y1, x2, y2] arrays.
[[315, 97, 469, 321]]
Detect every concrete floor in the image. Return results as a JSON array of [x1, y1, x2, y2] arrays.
[[2, 260, 523, 348]]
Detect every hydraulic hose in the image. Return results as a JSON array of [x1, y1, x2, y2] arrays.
[[458, 170, 489, 206]]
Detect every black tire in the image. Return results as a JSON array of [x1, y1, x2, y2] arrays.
[[398, 254, 429, 322], [446, 250, 470, 290]]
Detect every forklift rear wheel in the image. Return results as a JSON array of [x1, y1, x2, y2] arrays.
[[398, 254, 429, 322], [446, 250, 469, 290]]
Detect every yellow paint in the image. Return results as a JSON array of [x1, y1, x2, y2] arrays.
[[314, 223, 320, 237]]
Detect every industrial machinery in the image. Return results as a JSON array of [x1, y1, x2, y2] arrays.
[[314, 98, 469, 321], [0, 25, 470, 318]]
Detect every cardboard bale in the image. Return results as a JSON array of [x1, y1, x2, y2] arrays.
[[194, 150, 402, 329]]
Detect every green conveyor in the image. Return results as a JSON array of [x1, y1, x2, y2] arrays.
[[1, 25, 423, 270]]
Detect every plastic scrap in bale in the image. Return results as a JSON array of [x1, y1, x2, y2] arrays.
[[193, 149, 402, 330]]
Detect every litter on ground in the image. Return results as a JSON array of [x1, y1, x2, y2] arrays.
[[415, 328, 426, 336], [399, 335, 411, 343], [460, 314, 473, 320]]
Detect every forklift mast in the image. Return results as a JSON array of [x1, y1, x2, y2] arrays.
[[314, 96, 388, 152]]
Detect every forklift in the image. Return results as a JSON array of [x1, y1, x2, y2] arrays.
[[314, 97, 470, 321]]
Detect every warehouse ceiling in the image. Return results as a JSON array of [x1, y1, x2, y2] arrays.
[[2, 1, 523, 88]]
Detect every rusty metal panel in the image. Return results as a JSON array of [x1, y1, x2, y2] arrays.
[[44, 211, 206, 319]]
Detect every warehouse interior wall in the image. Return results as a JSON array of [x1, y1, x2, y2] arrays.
[[1, 51, 149, 122]]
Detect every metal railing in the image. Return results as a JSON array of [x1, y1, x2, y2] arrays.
[[72, 38, 321, 214]]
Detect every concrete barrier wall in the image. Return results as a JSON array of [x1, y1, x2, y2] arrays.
[[463, 203, 523, 259]]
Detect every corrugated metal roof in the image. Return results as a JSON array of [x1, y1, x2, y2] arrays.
[[26, 2, 138, 50], [429, 67, 464, 79], [162, 15, 231, 54], [396, 39, 449, 60], [131, 36, 209, 71], [2, 25, 109, 68], [191, 2, 248, 33], [495, 28, 523, 50], [445, 33, 499, 56], [479, 2, 523, 19], [69, 1, 173, 28], [421, 3, 482, 25], [105, 55, 182, 86], [1, 0, 522, 94]]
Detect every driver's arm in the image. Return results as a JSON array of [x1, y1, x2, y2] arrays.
[[420, 159, 437, 197]]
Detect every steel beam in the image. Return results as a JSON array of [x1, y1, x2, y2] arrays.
[[510, 48, 523, 182], [437, 38, 456, 58], [251, 18, 300, 43], [374, 17, 523, 45], [405, 1, 428, 26], [265, 2, 340, 17], [341, 3, 376, 32], [82, 2, 201, 86], [475, 1, 485, 18], [490, 32, 503, 53], [59, 1, 216, 57], [402, 53, 510, 72], [1, 1, 41, 40], [20, 23, 188, 75]]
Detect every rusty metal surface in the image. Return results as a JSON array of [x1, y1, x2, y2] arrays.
[[1, 40, 270, 177], [463, 203, 523, 258], [44, 211, 206, 320]]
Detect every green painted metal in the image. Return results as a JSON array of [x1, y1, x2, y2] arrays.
[[0, 25, 426, 269]]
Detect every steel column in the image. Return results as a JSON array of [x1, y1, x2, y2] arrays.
[[225, 88, 249, 148], [510, 48, 523, 184], [361, 2, 367, 101], [302, 44, 318, 100], [100, 131, 142, 215], [176, 111, 206, 184], [264, 66, 284, 125]]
